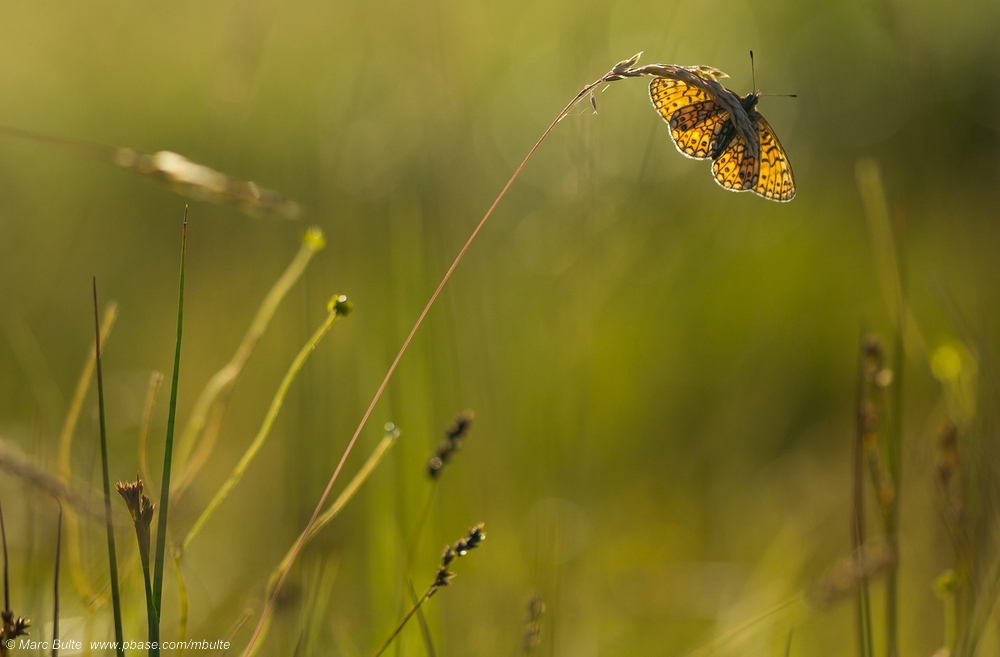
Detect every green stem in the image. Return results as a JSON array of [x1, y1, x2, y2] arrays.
[[267, 425, 398, 594], [153, 209, 188, 616], [136, 530, 158, 655], [172, 227, 325, 491], [52, 500, 62, 657], [374, 587, 434, 657], [182, 296, 350, 554], [93, 278, 125, 657], [174, 551, 188, 657], [885, 241, 905, 657], [853, 335, 873, 657]]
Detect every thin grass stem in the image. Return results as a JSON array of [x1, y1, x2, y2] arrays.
[[266, 424, 398, 595], [409, 581, 436, 657], [374, 586, 434, 657], [172, 227, 325, 495], [241, 54, 644, 657], [182, 294, 351, 554], [152, 207, 188, 617], [92, 278, 125, 657], [853, 334, 874, 657], [885, 218, 907, 657], [1, 494, 8, 612], [52, 500, 62, 657]]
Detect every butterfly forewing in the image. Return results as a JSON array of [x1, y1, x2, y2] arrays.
[[650, 79, 731, 160], [750, 116, 795, 202]]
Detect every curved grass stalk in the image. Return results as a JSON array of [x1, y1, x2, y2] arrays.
[[246, 425, 397, 656], [242, 52, 645, 657], [266, 425, 399, 594], [172, 227, 326, 496], [181, 294, 352, 555]]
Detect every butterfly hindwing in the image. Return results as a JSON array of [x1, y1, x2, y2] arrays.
[[669, 101, 730, 160], [751, 116, 795, 202], [650, 78, 730, 160], [711, 132, 759, 192]]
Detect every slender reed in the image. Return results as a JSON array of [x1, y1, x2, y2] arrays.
[[402, 411, 473, 601], [853, 335, 874, 657], [395, 410, 475, 655], [52, 501, 62, 657], [92, 278, 124, 657], [172, 227, 326, 495], [116, 477, 158, 653], [267, 424, 398, 594], [181, 294, 352, 554], [1, 494, 31, 657], [408, 581, 435, 657], [373, 525, 485, 657], [238, 425, 398, 657], [242, 53, 646, 656], [1, 495, 8, 613], [856, 159, 906, 657], [885, 237, 906, 657], [152, 207, 188, 616]]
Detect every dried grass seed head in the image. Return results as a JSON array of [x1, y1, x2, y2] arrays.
[[1, 609, 30, 639], [455, 523, 486, 555], [428, 410, 475, 478]]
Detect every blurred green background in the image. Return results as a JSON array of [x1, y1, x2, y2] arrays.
[[1, 0, 999, 655]]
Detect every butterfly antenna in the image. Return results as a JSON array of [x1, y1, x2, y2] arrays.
[[749, 50, 756, 94], [759, 93, 798, 98]]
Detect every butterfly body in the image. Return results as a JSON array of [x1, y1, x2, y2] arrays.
[[650, 73, 795, 202]]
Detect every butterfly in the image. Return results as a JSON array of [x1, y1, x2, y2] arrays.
[[649, 66, 795, 202]]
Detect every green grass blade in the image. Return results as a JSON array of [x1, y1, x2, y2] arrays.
[[153, 207, 188, 616], [93, 277, 125, 657], [1, 492, 8, 612], [853, 335, 874, 657], [173, 226, 325, 487], [181, 294, 351, 555], [52, 500, 62, 657], [266, 424, 398, 595]]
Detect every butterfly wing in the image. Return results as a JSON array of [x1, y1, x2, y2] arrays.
[[750, 116, 795, 202], [711, 132, 759, 192], [650, 78, 731, 160]]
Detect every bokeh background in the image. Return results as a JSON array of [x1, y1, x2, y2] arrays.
[[1, 0, 999, 655]]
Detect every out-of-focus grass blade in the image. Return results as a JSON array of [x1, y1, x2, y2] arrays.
[[0, 124, 300, 219]]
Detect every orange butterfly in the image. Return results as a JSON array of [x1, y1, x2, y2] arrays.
[[649, 61, 795, 202]]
